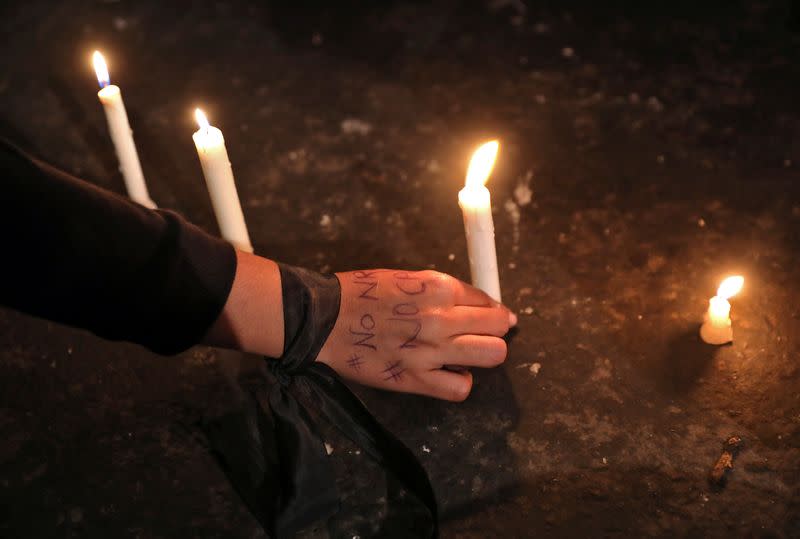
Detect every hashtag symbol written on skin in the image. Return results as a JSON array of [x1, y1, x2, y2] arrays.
[[381, 360, 405, 383], [346, 353, 364, 371]]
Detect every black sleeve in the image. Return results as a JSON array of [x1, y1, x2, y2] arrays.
[[0, 139, 237, 355]]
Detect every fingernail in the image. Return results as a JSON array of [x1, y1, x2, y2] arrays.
[[509, 312, 518, 327]]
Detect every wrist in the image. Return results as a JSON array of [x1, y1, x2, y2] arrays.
[[203, 250, 284, 357]]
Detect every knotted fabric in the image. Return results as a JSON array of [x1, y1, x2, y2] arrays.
[[205, 264, 438, 537]]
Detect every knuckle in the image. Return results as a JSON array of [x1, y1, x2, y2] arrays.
[[429, 273, 456, 302], [417, 269, 439, 282], [426, 270, 448, 285]]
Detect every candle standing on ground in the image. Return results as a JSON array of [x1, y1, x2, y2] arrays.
[[459, 140, 501, 302], [192, 108, 253, 253], [92, 51, 156, 209], [700, 275, 744, 345]]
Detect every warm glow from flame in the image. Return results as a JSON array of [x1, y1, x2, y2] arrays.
[[708, 296, 731, 322], [717, 276, 744, 300], [92, 51, 110, 88], [465, 140, 499, 189], [195, 108, 210, 130]]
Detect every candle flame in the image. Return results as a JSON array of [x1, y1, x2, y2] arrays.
[[92, 51, 110, 88], [717, 275, 744, 300], [195, 108, 210, 131], [465, 140, 499, 189]]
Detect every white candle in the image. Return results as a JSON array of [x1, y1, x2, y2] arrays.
[[700, 275, 744, 345], [92, 51, 156, 209], [459, 140, 501, 302], [192, 108, 253, 253]]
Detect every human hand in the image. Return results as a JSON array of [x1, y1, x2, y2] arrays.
[[316, 270, 516, 401]]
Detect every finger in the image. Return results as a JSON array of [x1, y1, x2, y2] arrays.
[[421, 369, 473, 402], [453, 281, 517, 326], [445, 335, 507, 367], [452, 279, 495, 307], [443, 305, 511, 337]]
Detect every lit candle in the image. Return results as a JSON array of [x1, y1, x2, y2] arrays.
[[92, 51, 156, 209], [192, 108, 253, 253], [700, 275, 744, 345], [459, 140, 501, 302]]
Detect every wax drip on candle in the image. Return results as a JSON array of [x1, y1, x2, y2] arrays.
[[92, 51, 110, 89]]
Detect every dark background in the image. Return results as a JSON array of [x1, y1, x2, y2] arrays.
[[1, 1, 799, 537]]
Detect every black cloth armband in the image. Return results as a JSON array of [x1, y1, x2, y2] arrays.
[[205, 264, 438, 538]]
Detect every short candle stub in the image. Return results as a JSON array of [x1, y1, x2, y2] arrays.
[[699, 276, 744, 345], [699, 312, 733, 345]]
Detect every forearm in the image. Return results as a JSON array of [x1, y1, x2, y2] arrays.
[[202, 250, 284, 358], [0, 139, 236, 355]]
